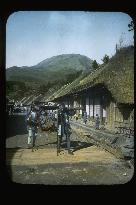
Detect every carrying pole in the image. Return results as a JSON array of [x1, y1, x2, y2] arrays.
[[57, 109, 61, 156]]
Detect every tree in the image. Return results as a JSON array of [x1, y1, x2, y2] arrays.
[[119, 32, 125, 48], [128, 20, 134, 43], [128, 20, 134, 32], [101, 54, 110, 64], [92, 60, 99, 70], [38, 84, 48, 94]]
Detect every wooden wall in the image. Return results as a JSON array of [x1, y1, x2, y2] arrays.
[[58, 85, 134, 130]]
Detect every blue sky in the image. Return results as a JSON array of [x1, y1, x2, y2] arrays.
[[6, 11, 133, 68]]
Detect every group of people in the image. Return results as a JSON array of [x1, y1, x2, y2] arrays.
[[25, 102, 101, 153], [25, 103, 73, 154], [26, 105, 59, 149], [83, 112, 100, 129], [74, 111, 100, 129], [57, 105, 73, 155]]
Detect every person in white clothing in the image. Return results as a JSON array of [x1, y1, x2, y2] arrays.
[[26, 107, 38, 150]]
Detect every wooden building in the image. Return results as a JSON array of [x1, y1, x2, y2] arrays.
[[47, 46, 134, 131]]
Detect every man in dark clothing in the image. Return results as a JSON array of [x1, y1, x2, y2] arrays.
[[39, 109, 47, 130], [57, 105, 73, 155], [95, 114, 100, 129], [83, 111, 87, 124]]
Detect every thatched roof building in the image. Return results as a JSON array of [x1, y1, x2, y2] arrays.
[[48, 46, 134, 105]]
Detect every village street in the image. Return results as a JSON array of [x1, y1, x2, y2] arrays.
[[4, 12, 134, 186], [6, 114, 134, 185]]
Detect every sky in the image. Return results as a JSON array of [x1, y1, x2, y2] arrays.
[[6, 11, 134, 68]]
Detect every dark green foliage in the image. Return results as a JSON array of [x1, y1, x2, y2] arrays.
[[128, 20, 134, 32], [92, 60, 99, 70], [6, 81, 28, 100], [6, 54, 94, 100], [6, 81, 27, 92], [101, 54, 110, 64], [6, 54, 93, 85], [37, 84, 48, 94]]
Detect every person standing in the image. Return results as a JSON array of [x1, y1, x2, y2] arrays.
[[57, 105, 73, 155], [95, 114, 100, 129], [39, 110, 47, 131], [54, 111, 58, 131], [83, 111, 87, 124], [64, 112, 73, 155], [74, 113, 78, 121], [26, 107, 39, 150]]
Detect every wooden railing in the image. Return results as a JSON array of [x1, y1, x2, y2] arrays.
[[114, 121, 134, 136]]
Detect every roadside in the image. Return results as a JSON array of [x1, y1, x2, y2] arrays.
[[70, 120, 134, 163]]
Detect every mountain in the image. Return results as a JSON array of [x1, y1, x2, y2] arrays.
[[6, 54, 93, 84], [6, 54, 95, 100], [32, 54, 93, 70]]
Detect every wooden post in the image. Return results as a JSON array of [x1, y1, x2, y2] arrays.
[[86, 96, 89, 116]]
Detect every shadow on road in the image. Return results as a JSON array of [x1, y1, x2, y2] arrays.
[[6, 114, 28, 138], [6, 114, 94, 184], [6, 148, 21, 183], [72, 141, 93, 152], [61, 140, 93, 152], [36, 141, 57, 148], [6, 114, 27, 184]]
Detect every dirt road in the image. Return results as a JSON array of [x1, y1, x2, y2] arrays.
[[6, 114, 134, 185]]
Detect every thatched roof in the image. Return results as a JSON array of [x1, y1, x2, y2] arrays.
[[48, 46, 134, 104], [47, 74, 87, 101], [47, 84, 68, 101]]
